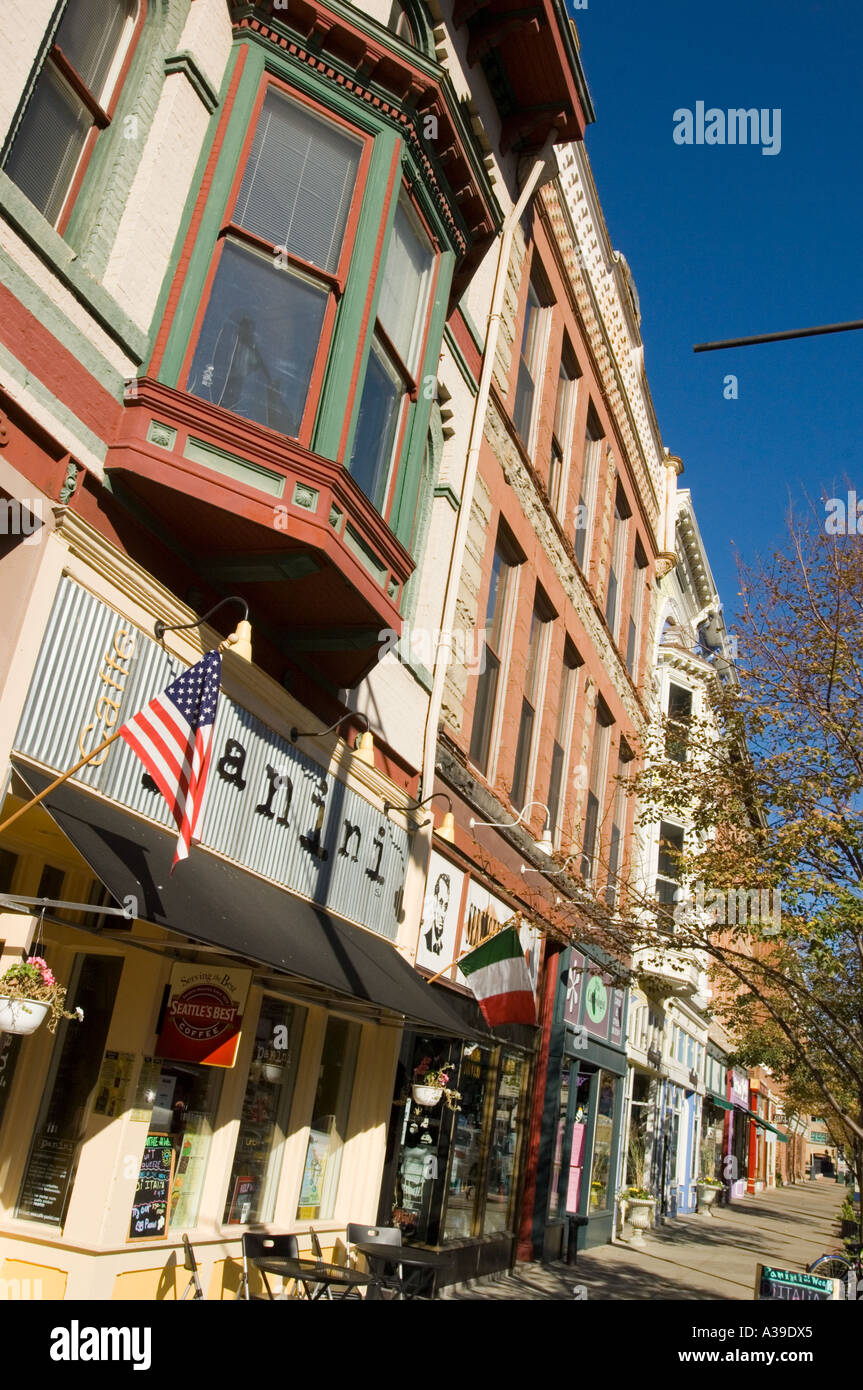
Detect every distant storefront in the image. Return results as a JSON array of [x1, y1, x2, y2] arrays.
[[534, 946, 627, 1256], [377, 858, 538, 1286]]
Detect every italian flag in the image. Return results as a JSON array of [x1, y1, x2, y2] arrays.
[[458, 926, 536, 1027]]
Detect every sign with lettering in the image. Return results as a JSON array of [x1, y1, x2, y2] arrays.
[[17, 1134, 78, 1224], [13, 578, 409, 941], [128, 1133, 174, 1241], [730, 1068, 749, 1107], [156, 964, 251, 1067], [755, 1264, 842, 1301]]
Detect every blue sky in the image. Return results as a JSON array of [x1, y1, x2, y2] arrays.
[[571, 0, 863, 621]]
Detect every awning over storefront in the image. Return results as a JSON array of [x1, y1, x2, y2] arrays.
[[742, 1108, 790, 1140], [706, 1093, 733, 1111], [11, 762, 474, 1038]]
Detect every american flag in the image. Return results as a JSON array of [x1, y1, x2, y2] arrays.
[[119, 650, 222, 868]]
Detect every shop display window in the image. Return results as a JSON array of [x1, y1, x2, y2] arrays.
[[137, 1060, 223, 1233], [482, 1049, 529, 1234], [588, 1071, 617, 1211], [389, 1035, 457, 1243], [443, 1044, 494, 1240], [296, 1017, 359, 1220], [224, 996, 306, 1225], [548, 1057, 572, 1217], [17, 953, 124, 1227]]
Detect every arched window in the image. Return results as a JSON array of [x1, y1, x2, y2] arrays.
[[3, 0, 142, 229]]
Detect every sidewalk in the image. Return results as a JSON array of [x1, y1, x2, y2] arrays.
[[441, 1179, 845, 1300]]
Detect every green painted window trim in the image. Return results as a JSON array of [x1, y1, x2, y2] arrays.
[[154, 35, 461, 556]]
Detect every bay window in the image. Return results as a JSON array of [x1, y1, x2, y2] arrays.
[[185, 87, 364, 442], [3, 0, 142, 230], [349, 194, 436, 511]]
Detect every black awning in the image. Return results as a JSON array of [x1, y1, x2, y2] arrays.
[[12, 761, 471, 1037]]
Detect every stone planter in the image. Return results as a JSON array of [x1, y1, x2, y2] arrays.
[[0, 996, 49, 1035], [625, 1197, 656, 1244], [411, 1084, 443, 1108], [697, 1182, 722, 1213]]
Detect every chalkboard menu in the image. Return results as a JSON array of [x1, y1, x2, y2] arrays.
[[17, 1135, 78, 1224], [128, 1133, 174, 1241], [755, 1264, 842, 1301]]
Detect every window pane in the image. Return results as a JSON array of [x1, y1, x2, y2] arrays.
[[17, 955, 124, 1226], [513, 359, 536, 443], [376, 200, 434, 375], [580, 790, 599, 880], [187, 240, 327, 437], [223, 998, 306, 1225], [57, 0, 136, 100], [511, 698, 535, 809], [547, 740, 565, 837], [443, 1044, 493, 1239], [483, 1050, 529, 1233], [296, 1018, 360, 1220], [4, 64, 90, 224], [349, 336, 404, 509], [588, 1072, 617, 1210], [234, 90, 361, 273], [469, 648, 500, 772]]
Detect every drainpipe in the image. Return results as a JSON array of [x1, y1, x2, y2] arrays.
[[418, 133, 561, 815]]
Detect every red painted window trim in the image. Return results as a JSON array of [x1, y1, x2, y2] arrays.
[[176, 75, 375, 453], [49, 1, 148, 235]]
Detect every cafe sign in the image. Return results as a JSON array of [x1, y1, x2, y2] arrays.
[[156, 964, 251, 1067], [14, 578, 409, 940]]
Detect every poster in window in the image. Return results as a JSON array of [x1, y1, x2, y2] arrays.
[[93, 1051, 135, 1118], [155, 964, 252, 1067], [416, 851, 464, 973]]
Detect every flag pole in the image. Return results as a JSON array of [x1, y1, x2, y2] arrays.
[[0, 730, 123, 838], [424, 925, 510, 986]]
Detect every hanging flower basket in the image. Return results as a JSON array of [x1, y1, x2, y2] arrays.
[[412, 1083, 444, 1108], [0, 997, 50, 1036], [0, 958, 83, 1035]]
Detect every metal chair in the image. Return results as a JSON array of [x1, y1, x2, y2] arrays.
[[346, 1223, 407, 1300], [181, 1234, 204, 1300], [238, 1232, 300, 1300], [308, 1227, 368, 1300]]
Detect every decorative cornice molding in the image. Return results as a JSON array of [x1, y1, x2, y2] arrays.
[[164, 51, 221, 114]]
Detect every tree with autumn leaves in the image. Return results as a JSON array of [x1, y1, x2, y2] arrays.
[[533, 511, 863, 1239], [625, 512, 863, 1235]]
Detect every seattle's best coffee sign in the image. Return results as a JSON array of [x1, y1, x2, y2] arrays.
[[156, 964, 251, 1068], [14, 579, 409, 941]]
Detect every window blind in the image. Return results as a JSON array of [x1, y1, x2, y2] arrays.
[[234, 91, 361, 274], [57, 0, 137, 101], [376, 200, 434, 373]]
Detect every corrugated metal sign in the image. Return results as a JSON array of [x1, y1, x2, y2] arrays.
[[13, 578, 406, 939]]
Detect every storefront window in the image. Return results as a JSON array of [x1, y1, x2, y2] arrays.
[[296, 1017, 360, 1220], [548, 1057, 572, 1217], [224, 997, 306, 1225], [17, 954, 124, 1226], [140, 1061, 223, 1231], [389, 1035, 456, 1243], [483, 1049, 529, 1234], [443, 1044, 493, 1240], [588, 1071, 617, 1211]]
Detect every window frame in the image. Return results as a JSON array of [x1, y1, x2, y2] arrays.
[[2, 0, 146, 234], [350, 187, 442, 521], [511, 589, 555, 812], [178, 77, 376, 453], [547, 638, 582, 847], [469, 529, 522, 778], [656, 820, 685, 929], [548, 340, 581, 520], [512, 267, 553, 456], [574, 403, 604, 575], [605, 485, 632, 641], [579, 697, 614, 884], [626, 538, 648, 680]]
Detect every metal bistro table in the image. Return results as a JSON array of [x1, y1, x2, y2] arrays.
[[353, 1242, 451, 1301], [252, 1256, 376, 1301]]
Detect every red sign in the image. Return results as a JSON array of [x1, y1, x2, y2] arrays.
[[156, 965, 251, 1067]]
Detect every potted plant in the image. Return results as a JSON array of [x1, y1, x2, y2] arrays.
[[0, 956, 83, 1036], [411, 1059, 461, 1110], [621, 1186, 656, 1242], [696, 1176, 724, 1212]]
